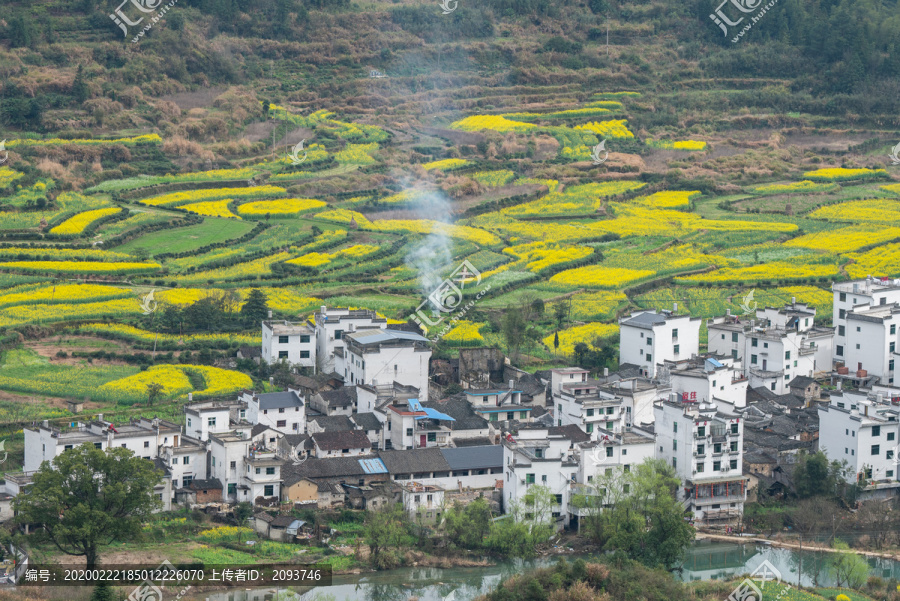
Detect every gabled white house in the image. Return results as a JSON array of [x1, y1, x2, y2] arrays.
[[242, 390, 305, 434], [839, 303, 900, 385], [834, 277, 900, 359], [340, 329, 432, 394], [314, 306, 387, 373], [619, 308, 701, 378], [261, 320, 316, 368]]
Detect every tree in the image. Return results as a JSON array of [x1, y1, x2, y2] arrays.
[[241, 288, 269, 325], [14, 445, 162, 568], [553, 299, 570, 330], [72, 65, 89, 103], [90, 582, 114, 601], [793, 451, 849, 498], [553, 331, 559, 350], [442, 497, 491, 549], [502, 308, 527, 363], [829, 539, 869, 588], [146, 382, 164, 406], [582, 458, 694, 570], [233, 502, 254, 543], [364, 503, 410, 569]]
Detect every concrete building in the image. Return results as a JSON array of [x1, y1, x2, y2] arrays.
[[554, 378, 632, 439], [818, 392, 900, 487], [464, 386, 533, 425], [310, 430, 373, 458], [160, 435, 207, 491], [665, 355, 749, 408], [261, 320, 316, 368], [708, 302, 832, 394], [314, 306, 387, 373], [619, 309, 702, 378], [24, 417, 182, 472], [402, 482, 445, 524], [834, 277, 900, 360], [341, 329, 432, 394], [502, 427, 580, 529], [654, 397, 747, 525], [839, 303, 900, 385], [242, 390, 305, 434], [208, 432, 284, 503], [184, 400, 244, 442]]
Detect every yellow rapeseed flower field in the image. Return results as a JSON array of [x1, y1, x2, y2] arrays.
[[645, 139, 707, 150], [752, 180, 838, 194], [179, 200, 240, 219], [450, 115, 537, 133], [574, 119, 634, 139], [503, 242, 593, 273], [0, 260, 160, 274], [50, 207, 120, 235], [0, 283, 132, 308], [98, 365, 193, 399], [549, 265, 655, 289], [140, 185, 286, 207], [845, 243, 900, 278], [803, 167, 887, 181], [76, 323, 260, 346], [422, 158, 472, 171], [543, 323, 619, 355], [633, 191, 700, 208], [442, 321, 486, 345], [0, 167, 24, 188], [179, 365, 254, 396], [785, 226, 900, 253], [237, 198, 326, 216], [809, 198, 900, 223], [7, 134, 162, 147], [678, 261, 839, 284], [471, 170, 515, 187]]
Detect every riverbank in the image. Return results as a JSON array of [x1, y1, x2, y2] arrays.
[[696, 531, 900, 561]]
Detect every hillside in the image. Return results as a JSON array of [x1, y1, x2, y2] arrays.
[[0, 0, 898, 435]]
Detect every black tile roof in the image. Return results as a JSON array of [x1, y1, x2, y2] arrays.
[[310, 414, 356, 432], [441, 445, 502, 470], [319, 387, 357, 408], [352, 412, 382, 432], [423, 396, 488, 431], [378, 448, 450, 474], [312, 430, 372, 451], [188, 478, 223, 490], [256, 391, 304, 410]]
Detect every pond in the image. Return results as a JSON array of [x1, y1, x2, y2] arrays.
[[183, 540, 900, 601]]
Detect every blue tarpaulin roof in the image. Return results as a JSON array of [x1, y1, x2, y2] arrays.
[[358, 458, 388, 474], [417, 407, 456, 421]]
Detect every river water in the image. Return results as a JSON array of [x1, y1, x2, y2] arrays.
[[182, 540, 900, 601]]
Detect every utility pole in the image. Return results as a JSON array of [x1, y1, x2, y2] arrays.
[[606, 22, 609, 58]]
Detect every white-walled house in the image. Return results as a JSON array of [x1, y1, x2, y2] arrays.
[[839, 303, 900, 385], [666, 355, 749, 408], [554, 379, 632, 438], [402, 482, 445, 524], [653, 398, 747, 525], [818, 392, 900, 486], [209, 432, 283, 503], [160, 435, 207, 491], [311, 430, 373, 458], [619, 309, 701, 378], [834, 278, 900, 360], [242, 390, 305, 434], [24, 417, 181, 472], [341, 329, 432, 394], [184, 400, 244, 442], [314, 306, 387, 374], [708, 302, 832, 394], [502, 427, 580, 528], [261, 320, 316, 368]]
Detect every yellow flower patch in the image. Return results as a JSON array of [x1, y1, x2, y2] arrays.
[[50, 208, 120, 235], [574, 120, 634, 139], [503, 242, 593, 273], [237, 198, 326, 216], [550, 265, 655, 289], [442, 321, 485, 345], [7, 134, 162, 147], [335, 143, 379, 165], [141, 185, 285, 207], [0, 284, 131, 308], [632, 191, 700, 208], [180, 365, 254, 396], [0, 167, 24, 188], [0, 261, 160, 274], [786, 226, 900, 253], [845, 243, 900, 279], [471, 170, 515, 187], [503, 181, 646, 218], [569, 291, 628, 321], [752, 180, 839, 194], [422, 158, 471, 171], [803, 168, 887, 181], [287, 244, 380, 267], [645, 139, 707, 150], [98, 365, 193, 398], [678, 261, 839, 284], [179, 200, 240, 219], [809, 198, 900, 223], [543, 323, 619, 355], [450, 115, 537, 133]]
